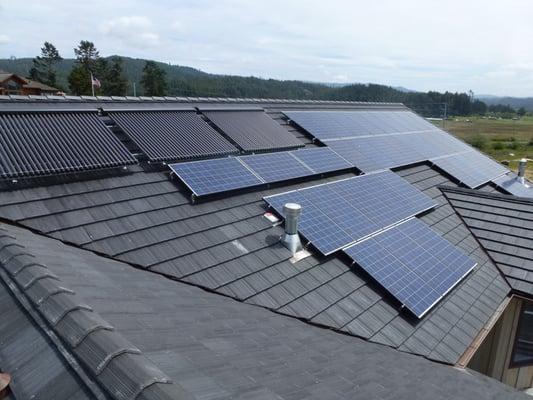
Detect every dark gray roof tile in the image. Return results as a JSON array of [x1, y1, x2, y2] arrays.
[[0, 139, 513, 373], [444, 186, 533, 295]]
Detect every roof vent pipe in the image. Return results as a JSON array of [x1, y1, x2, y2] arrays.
[[518, 158, 527, 184], [281, 203, 303, 255]]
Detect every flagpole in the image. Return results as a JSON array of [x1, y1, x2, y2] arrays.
[[91, 73, 95, 97]]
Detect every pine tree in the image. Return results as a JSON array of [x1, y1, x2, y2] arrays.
[[140, 61, 167, 96], [68, 41, 101, 95], [103, 57, 127, 96], [28, 42, 62, 88]]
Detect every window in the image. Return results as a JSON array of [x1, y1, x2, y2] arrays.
[[511, 302, 533, 367]]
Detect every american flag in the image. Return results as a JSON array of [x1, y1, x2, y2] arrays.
[[90, 73, 101, 88]]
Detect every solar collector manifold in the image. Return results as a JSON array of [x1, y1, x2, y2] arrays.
[[0, 111, 137, 180]]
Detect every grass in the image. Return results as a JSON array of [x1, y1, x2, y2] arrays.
[[433, 116, 533, 180]]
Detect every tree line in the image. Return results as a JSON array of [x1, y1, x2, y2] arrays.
[[27, 40, 524, 118], [30, 41, 167, 96]]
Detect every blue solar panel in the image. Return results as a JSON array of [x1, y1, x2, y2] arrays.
[[169, 157, 263, 196], [171, 148, 355, 198], [344, 218, 476, 318], [493, 173, 533, 198], [264, 170, 437, 255], [432, 151, 508, 188], [284, 110, 438, 141], [240, 152, 312, 182], [290, 147, 353, 174], [327, 131, 472, 173]]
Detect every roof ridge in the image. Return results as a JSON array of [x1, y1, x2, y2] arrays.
[[0, 93, 406, 106], [0, 227, 190, 400], [439, 184, 533, 205]]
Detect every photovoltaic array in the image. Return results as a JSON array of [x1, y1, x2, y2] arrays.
[[169, 157, 262, 196], [291, 147, 355, 174], [343, 218, 477, 318], [493, 173, 533, 198], [170, 147, 353, 197], [0, 111, 137, 179], [284, 110, 437, 141], [264, 170, 437, 255], [326, 131, 472, 172], [108, 110, 238, 162], [240, 152, 312, 182], [431, 150, 508, 188], [203, 109, 304, 152], [283, 109, 506, 181]]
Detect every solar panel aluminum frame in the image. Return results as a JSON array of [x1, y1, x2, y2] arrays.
[[263, 171, 438, 256], [343, 218, 477, 318]]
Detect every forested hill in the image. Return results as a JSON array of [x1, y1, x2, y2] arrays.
[[478, 95, 533, 112], [1, 56, 484, 116], [0, 57, 207, 93]]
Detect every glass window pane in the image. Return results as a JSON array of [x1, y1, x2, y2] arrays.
[[512, 302, 533, 366]]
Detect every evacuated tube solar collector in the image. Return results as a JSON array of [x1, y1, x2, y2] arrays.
[[281, 203, 303, 255]]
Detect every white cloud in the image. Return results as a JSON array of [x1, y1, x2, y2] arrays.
[[0, 34, 9, 45], [100, 16, 159, 47], [3, 0, 533, 95]]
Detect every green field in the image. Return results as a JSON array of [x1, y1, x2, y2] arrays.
[[433, 116, 533, 180]]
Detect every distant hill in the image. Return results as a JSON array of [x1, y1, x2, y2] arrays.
[[0, 55, 488, 117], [0, 56, 207, 94], [477, 95, 533, 111], [393, 86, 417, 93]]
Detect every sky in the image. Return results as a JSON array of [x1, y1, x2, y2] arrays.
[[1, 0, 533, 97]]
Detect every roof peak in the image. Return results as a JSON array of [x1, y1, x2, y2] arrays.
[[0, 93, 405, 106]]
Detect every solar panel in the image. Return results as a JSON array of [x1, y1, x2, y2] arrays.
[[202, 110, 304, 152], [326, 130, 472, 173], [170, 147, 354, 198], [108, 110, 238, 162], [169, 157, 263, 196], [290, 147, 353, 174], [284, 110, 438, 141], [343, 218, 476, 318], [240, 152, 312, 182], [264, 170, 437, 255], [0, 111, 137, 179], [431, 151, 508, 188], [493, 173, 533, 198]]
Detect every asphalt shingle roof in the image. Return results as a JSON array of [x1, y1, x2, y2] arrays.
[[443, 187, 533, 296], [0, 222, 527, 400]]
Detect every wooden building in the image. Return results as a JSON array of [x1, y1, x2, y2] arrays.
[[468, 297, 533, 389], [0, 72, 59, 95]]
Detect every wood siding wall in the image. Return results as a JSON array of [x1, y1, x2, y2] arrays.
[[468, 297, 533, 389]]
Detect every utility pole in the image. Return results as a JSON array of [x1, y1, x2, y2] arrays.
[[133, 82, 137, 97]]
